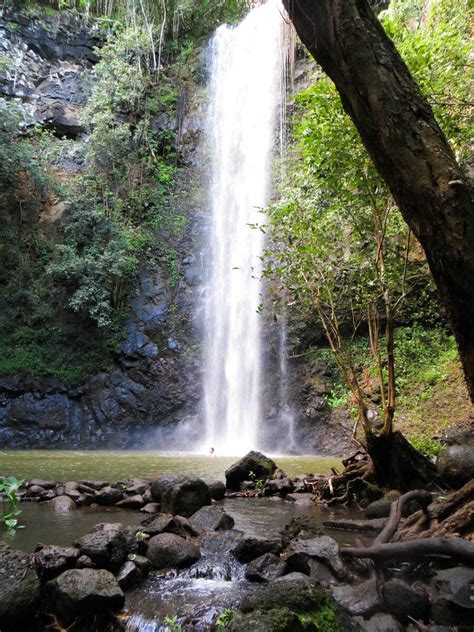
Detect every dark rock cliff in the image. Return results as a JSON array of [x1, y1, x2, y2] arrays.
[[0, 8, 352, 456]]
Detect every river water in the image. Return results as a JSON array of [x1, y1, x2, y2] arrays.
[[0, 450, 341, 481], [0, 450, 364, 629]]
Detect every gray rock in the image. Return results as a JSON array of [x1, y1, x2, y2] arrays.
[[245, 553, 286, 582], [272, 572, 311, 584], [239, 576, 330, 614], [28, 479, 56, 489], [332, 578, 382, 617], [207, 479, 226, 500], [75, 523, 129, 571], [225, 451, 277, 491], [436, 445, 474, 488], [141, 512, 199, 538], [431, 567, 474, 627], [264, 477, 295, 496], [232, 536, 282, 564], [116, 494, 144, 509], [354, 613, 402, 631], [141, 502, 160, 514], [35, 545, 80, 581], [146, 533, 200, 569], [46, 568, 124, 624], [76, 555, 95, 568], [26, 484, 45, 497], [382, 578, 429, 624], [190, 505, 234, 531], [0, 545, 40, 631], [150, 474, 187, 501], [47, 495, 76, 512], [284, 536, 348, 580], [364, 499, 393, 519], [96, 486, 123, 506], [115, 560, 142, 589], [127, 553, 150, 575], [160, 476, 211, 517], [79, 480, 108, 491]]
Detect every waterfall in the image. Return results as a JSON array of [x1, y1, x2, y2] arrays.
[[202, 0, 284, 455]]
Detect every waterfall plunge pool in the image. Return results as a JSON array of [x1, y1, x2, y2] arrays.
[[1, 451, 366, 630], [0, 450, 342, 482]]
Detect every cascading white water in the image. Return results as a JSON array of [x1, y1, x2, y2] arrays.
[[202, 0, 284, 455]]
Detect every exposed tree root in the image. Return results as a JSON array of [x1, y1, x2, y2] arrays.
[[340, 484, 474, 565], [374, 490, 431, 545], [394, 480, 474, 541], [341, 536, 474, 565]]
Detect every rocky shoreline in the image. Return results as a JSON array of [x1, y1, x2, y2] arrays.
[[1, 451, 473, 631]]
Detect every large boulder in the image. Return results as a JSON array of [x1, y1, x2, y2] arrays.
[[146, 533, 201, 569], [206, 479, 226, 500], [0, 545, 40, 631], [75, 523, 129, 571], [160, 476, 212, 517], [232, 536, 282, 564], [141, 513, 200, 538], [150, 474, 187, 501], [436, 445, 474, 488], [245, 553, 287, 582], [239, 576, 331, 614], [35, 545, 80, 581], [95, 486, 123, 506], [431, 566, 474, 627], [225, 451, 277, 491], [332, 577, 382, 617], [190, 505, 235, 531], [382, 578, 429, 624], [46, 568, 124, 624], [46, 495, 76, 512], [284, 536, 348, 581]]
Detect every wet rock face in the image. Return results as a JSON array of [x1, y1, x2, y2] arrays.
[[160, 476, 212, 518], [0, 545, 40, 631], [146, 532, 201, 569], [0, 11, 98, 137], [35, 545, 80, 581], [431, 567, 474, 627], [332, 577, 382, 618], [232, 536, 282, 564], [75, 523, 129, 572], [190, 505, 235, 531], [381, 578, 429, 624], [244, 552, 286, 583], [45, 568, 124, 625]]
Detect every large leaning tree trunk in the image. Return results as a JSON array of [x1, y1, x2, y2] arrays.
[[283, 0, 474, 400]]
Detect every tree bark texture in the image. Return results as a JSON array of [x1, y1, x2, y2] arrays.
[[366, 431, 442, 492], [283, 0, 474, 399]]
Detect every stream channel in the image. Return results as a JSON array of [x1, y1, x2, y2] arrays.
[[0, 451, 367, 629]]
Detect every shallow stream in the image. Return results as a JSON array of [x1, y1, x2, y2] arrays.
[[0, 451, 363, 629]]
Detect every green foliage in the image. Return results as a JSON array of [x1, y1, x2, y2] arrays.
[[0, 476, 24, 531], [298, 606, 342, 632], [381, 0, 472, 164], [248, 471, 265, 489], [162, 615, 182, 632], [323, 384, 349, 410], [216, 609, 236, 629], [266, 0, 468, 432], [409, 434, 443, 458], [394, 325, 458, 392]]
